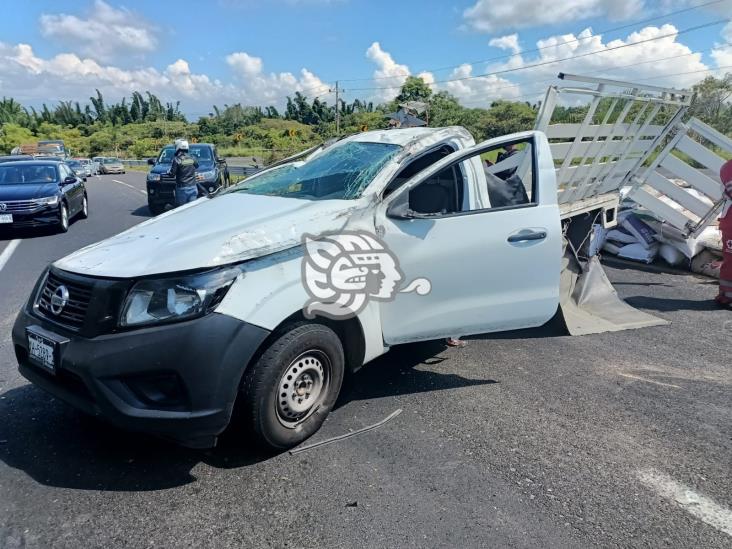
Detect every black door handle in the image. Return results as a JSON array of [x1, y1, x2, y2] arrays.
[[508, 230, 547, 243]]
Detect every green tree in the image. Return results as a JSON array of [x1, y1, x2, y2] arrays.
[[395, 76, 433, 103], [690, 74, 732, 134], [478, 100, 537, 139]]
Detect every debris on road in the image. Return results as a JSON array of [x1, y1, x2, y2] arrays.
[[289, 409, 402, 455]]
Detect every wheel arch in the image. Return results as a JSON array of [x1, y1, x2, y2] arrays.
[[254, 309, 367, 375]]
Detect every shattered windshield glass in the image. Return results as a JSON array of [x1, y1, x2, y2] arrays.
[[226, 141, 401, 200]]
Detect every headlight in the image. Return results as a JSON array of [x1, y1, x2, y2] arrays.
[[197, 169, 217, 181], [120, 266, 243, 327], [147, 173, 161, 182], [34, 196, 59, 206]]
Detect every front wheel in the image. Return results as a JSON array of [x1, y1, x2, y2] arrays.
[[239, 322, 344, 450], [78, 195, 88, 219], [58, 203, 69, 233]]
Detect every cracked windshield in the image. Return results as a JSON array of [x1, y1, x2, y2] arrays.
[[227, 141, 401, 200]]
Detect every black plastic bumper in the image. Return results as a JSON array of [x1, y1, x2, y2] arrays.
[[0, 208, 61, 229], [13, 308, 270, 448]]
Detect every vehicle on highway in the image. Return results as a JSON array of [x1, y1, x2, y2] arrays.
[[0, 160, 88, 233], [11, 74, 730, 451], [99, 157, 125, 175], [91, 157, 103, 174], [65, 159, 90, 180], [77, 158, 96, 176], [0, 155, 34, 163], [146, 143, 230, 215], [38, 140, 67, 157]]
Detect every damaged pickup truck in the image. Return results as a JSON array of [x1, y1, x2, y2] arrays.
[[12, 74, 732, 449]]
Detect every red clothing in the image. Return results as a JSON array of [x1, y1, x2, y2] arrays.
[[718, 206, 732, 304]]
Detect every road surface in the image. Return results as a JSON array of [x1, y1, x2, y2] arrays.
[[0, 172, 730, 548]]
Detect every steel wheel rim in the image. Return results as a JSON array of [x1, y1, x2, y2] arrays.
[[82, 197, 88, 216], [276, 350, 330, 428], [61, 206, 68, 229]]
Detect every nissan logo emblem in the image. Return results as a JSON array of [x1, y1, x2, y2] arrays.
[[0, 203, 6, 212], [50, 285, 70, 315]]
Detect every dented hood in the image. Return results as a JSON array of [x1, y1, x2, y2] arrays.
[[54, 193, 360, 278]]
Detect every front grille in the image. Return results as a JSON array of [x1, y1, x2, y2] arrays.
[[37, 271, 94, 330], [0, 200, 39, 214]]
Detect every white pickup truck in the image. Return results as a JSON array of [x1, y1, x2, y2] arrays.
[[12, 74, 731, 449]]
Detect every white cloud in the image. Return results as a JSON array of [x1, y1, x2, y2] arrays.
[[445, 64, 521, 103], [363, 42, 518, 105], [0, 40, 331, 115], [489, 34, 521, 55], [226, 52, 330, 105], [39, 0, 157, 62], [365, 42, 412, 102], [363, 24, 712, 108], [463, 0, 644, 33], [711, 22, 732, 70], [517, 25, 708, 88]]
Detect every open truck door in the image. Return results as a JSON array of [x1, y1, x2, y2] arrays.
[[376, 131, 562, 345]]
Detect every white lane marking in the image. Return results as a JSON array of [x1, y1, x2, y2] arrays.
[[112, 179, 147, 196], [0, 239, 21, 273], [618, 373, 681, 389], [638, 469, 732, 537]]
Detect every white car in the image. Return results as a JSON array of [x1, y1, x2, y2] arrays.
[[12, 74, 729, 451]]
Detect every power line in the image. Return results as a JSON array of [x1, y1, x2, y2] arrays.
[[457, 64, 732, 108], [346, 18, 728, 92], [337, 0, 728, 83]]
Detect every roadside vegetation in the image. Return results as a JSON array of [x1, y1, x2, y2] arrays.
[[0, 74, 729, 163]]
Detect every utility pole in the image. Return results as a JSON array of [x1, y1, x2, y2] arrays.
[[335, 80, 340, 135]]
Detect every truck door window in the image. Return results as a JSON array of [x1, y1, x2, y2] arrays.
[[403, 137, 536, 217], [408, 164, 463, 215], [384, 145, 455, 198], [480, 139, 535, 209]]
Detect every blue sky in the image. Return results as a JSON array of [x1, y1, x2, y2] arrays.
[[0, 0, 730, 116]]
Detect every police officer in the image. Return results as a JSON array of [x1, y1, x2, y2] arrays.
[[168, 139, 199, 207]]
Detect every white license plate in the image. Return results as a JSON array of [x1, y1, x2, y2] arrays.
[[28, 331, 56, 372], [0, 214, 12, 224]]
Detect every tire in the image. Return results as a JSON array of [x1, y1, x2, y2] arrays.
[[240, 322, 345, 449], [58, 203, 69, 233], [148, 202, 164, 216], [78, 194, 88, 219]]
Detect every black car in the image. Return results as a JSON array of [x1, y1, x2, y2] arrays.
[[146, 143, 229, 215], [0, 161, 88, 233]]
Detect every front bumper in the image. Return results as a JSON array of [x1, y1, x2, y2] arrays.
[[13, 306, 270, 448], [0, 206, 61, 229]]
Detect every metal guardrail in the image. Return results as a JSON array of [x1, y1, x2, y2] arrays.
[[120, 160, 260, 177]]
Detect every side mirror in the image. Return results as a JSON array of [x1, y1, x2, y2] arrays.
[[62, 176, 76, 185], [386, 192, 414, 219], [147, 158, 155, 165]]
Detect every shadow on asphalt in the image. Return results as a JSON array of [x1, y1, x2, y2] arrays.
[[0, 340, 495, 492], [625, 295, 722, 312], [130, 205, 153, 217], [0, 227, 62, 241]]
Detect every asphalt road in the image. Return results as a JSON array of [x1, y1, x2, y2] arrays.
[[0, 172, 730, 548]]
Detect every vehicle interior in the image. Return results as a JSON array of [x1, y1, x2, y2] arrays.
[[0, 164, 59, 184], [386, 141, 534, 216]]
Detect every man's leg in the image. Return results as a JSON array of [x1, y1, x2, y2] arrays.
[[175, 186, 198, 206]]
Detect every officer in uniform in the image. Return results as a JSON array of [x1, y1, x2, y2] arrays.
[[168, 139, 199, 207]]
